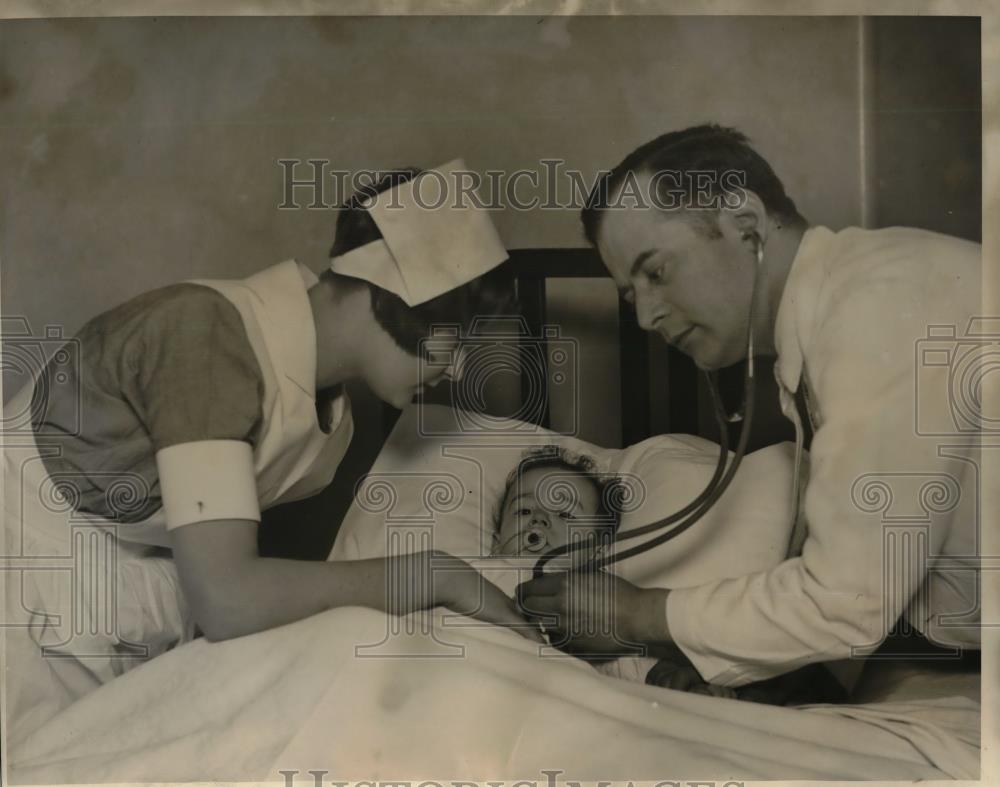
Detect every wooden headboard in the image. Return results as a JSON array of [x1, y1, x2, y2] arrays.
[[375, 247, 702, 445], [506, 247, 701, 446], [376, 246, 731, 446]]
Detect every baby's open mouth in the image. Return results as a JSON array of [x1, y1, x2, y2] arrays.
[[522, 527, 548, 552]]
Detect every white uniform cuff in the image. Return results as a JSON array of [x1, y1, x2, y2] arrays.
[[156, 440, 260, 529], [667, 586, 754, 687]]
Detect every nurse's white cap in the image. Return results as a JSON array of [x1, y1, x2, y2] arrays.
[[329, 159, 508, 306]]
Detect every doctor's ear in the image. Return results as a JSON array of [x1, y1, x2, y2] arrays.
[[730, 191, 769, 249]]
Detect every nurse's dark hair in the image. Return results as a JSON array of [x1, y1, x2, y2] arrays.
[[326, 168, 511, 358], [580, 124, 806, 245], [490, 445, 625, 548]]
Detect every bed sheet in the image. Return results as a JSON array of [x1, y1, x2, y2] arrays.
[[9, 606, 979, 783]]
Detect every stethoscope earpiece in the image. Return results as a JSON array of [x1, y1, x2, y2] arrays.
[[742, 231, 765, 265]]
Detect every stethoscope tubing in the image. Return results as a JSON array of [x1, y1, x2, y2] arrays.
[[530, 242, 765, 580]]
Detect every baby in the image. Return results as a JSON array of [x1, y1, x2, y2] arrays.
[[491, 445, 620, 568], [492, 446, 847, 706]]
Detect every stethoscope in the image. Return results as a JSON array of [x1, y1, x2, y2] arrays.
[[529, 234, 767, 579]]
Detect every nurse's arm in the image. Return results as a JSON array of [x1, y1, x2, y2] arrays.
[[169, 519, 541, 642]]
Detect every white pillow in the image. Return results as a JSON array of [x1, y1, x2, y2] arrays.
[[330, 404, 799, 591], [611, 433, 799, 589]]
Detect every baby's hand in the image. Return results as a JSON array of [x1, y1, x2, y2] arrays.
[[645, 658, 737, 699]]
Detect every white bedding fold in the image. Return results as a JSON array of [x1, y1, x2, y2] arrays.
[[9, 607, 979, 783]]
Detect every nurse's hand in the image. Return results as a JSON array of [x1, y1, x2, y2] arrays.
[[426, 550, 545, 643], [516, 569, 672, 657]]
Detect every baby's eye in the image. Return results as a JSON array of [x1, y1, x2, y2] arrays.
[[558, 511, 576, 520], [515, 508, 531, 517]]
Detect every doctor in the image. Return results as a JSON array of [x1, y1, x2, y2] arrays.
[[6, 161, 538, 738], [518, 125, 982, 688]]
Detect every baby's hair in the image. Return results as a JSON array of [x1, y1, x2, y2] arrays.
[[491, 445, 626, 546]]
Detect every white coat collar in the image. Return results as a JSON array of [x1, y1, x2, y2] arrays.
[[240, 259, 319, 399], [773, 226, 835, 394]]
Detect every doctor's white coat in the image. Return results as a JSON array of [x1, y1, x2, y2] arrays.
[[667, 225, 984, 686]]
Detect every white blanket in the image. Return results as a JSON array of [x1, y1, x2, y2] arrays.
[[10, 606, 979, 782]]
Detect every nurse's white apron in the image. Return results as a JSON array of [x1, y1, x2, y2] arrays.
[[4, 260, 353, 741]]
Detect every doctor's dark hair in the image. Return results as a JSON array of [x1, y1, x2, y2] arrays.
[[326, 168, 511, 358], [490, 445, 625, 550], [581, 124, 806, 246]]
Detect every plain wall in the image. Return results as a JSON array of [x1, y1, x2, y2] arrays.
[[1, 15, 865, 443], [869, 16, 981, 242]]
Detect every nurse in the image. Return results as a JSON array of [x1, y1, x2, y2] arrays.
[[518, 125, 982, 689], [6, 161, 536, 738]]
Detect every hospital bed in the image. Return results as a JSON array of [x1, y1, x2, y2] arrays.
[[7, 249, 980, 783]]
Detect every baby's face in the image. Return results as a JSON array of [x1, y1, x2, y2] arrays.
[[494, 466, 608, 559]]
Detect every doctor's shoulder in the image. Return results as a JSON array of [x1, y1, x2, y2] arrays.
[[827, 225, 979, 273], [808, 225, 980, 306]]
